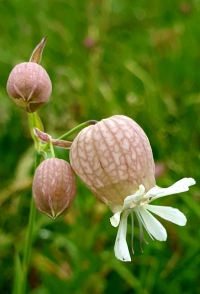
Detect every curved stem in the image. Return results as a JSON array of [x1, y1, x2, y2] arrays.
[[58, 120, 98, 140]]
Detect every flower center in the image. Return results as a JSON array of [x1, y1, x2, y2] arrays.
[[124, 185, 151, 211]]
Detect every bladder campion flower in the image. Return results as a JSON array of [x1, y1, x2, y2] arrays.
[[6, 62, 52, 113], [70, 115, 195, 261], [33, 158, 76, 218]]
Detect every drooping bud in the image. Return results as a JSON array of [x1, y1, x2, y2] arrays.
[[70, 115, 155, 209], [6, 62, 52, 112], [32, 158, 76, 218]]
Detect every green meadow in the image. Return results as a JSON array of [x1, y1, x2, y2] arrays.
[[0, 0, 200, 293]]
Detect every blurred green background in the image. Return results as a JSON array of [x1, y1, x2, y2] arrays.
[[0, 0, 200, 293]]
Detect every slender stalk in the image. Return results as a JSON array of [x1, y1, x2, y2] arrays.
[[49, 141, 55, 158], [58, 120, 98, 140], [20, 193, 37, 294], [19, 113, 42, 294]]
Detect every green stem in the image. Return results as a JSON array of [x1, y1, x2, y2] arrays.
[[28, 112, 44, 149], [49, 141, 55, 158], [21, 193, 37, 294], [28, 113, 36, 138], [58, 120, 98, 140], [18, 113, 43, 294]]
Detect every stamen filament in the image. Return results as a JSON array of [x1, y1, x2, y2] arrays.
[[131, 212, 134, 254]]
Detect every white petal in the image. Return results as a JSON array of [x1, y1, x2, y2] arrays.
[[123, 185, 145, 209], [143, 186, 165, 199], [144, 205, 187, 226], [123, 194, 137, 210], [110, 211, 122, 227], [172, 178, 196, 187], [114, 211, 131, 262], [144, 177, 196, 200], [136, 207, 167, 241], [133, 185, 146, 202]]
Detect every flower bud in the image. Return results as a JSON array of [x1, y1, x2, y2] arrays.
[[33, 158, 76, 218], [6, 62, 52, 113], [70, 115, 155, 208]]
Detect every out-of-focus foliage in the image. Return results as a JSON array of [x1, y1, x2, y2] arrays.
[[0, 0, 200, 293]]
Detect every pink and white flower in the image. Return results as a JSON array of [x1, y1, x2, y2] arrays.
[[70, 115, 195, 261]]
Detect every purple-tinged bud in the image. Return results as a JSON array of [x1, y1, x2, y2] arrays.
[[6, 62, 52, 113], [70, 115, 155, 208], [33, 158, 76, 218]]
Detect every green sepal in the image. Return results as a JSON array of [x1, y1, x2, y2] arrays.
[[29, 37, 47, 64]]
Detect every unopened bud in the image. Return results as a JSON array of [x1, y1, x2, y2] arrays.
[[6, 62, 52, 113], [70, 115, 155, 207], [33, 158, 76, 218]]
